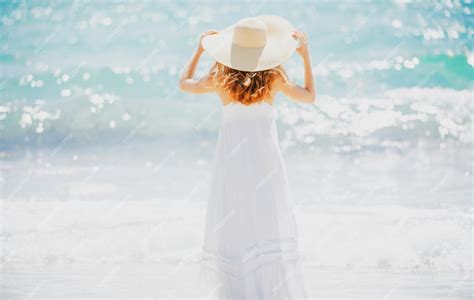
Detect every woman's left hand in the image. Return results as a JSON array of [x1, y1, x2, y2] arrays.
[[198, 30, 219, 52], [292, 30, 309, 58]]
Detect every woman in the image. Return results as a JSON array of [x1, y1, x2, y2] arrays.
[[179, 15, 315, 299]]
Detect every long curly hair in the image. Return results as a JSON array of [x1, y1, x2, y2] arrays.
[[209, 62, 289, 105]]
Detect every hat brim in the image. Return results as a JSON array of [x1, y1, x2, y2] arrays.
[[202, 15, 297, 72]]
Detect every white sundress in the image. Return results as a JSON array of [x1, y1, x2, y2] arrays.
[[199, 101, 307, 299]]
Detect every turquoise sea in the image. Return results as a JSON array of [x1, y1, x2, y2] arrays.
[[0, 0, 472, 147], [1, 1, 473, 298]]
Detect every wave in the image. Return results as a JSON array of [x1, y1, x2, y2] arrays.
[[1, 200, 471, 272], [0, 87, 471, 153]]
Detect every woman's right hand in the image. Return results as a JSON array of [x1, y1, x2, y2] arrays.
[[292, 30, 309, 58], [198, 30, 219, 52]]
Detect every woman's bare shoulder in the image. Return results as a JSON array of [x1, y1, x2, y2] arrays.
[[214, 87, 234, 106]]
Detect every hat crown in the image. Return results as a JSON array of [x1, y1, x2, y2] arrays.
[[201, 15, 296, 72], [232, 18, 267, 48]]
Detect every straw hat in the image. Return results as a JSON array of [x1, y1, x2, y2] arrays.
[[201, 15, 297, 72]]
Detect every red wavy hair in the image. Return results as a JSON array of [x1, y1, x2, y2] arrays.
[[209, 62, 289, 105]]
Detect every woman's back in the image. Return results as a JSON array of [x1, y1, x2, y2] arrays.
[[222, 101, 275, 121], [218, 101, 281, 187], [201, 100, 305, 298]]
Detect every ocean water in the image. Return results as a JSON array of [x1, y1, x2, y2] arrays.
[[1, 0, 473, 297], [0, 0, 472, 148]]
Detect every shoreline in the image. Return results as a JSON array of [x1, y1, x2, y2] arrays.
[[2, 263, 471, 299]]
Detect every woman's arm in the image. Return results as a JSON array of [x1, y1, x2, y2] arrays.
[[275, 31, 316, 103], [179, 30, 217, 94]]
